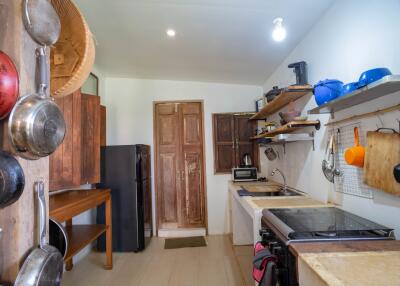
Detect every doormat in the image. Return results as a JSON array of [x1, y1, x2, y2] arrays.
[[164, 236, 207, 249]]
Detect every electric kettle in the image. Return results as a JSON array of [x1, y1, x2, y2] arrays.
[[242, 153, 253, 167]]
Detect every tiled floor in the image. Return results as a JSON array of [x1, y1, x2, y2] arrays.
[[61, 235, 254, 286]]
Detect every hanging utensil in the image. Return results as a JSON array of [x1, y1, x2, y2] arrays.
[[14, 181, 64, 286], [22, 0, 61, 46], [49, 218, 68, 259], [0, 151, 25, 208], [8, 47, 66, 160], [322, 134, 334, 183], [0, 51, 19, 120], [344, 127, 365, 168], [332, 131, 342, 178], [264, 147, 277, 161]]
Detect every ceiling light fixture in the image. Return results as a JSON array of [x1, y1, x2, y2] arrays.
[[272, 17, 286, 42], [166, 29, 176, 38]]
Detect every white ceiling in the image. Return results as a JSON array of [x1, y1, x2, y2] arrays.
[[75, 0, 334, 85]]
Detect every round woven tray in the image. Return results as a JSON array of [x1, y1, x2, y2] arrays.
[[50, 0, 95, 98]]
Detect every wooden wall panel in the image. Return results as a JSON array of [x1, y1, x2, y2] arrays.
[[0, 1, 50, 283]]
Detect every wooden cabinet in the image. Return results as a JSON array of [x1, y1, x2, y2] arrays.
[[213, 113, 259, 173], [50, 91, 102, 191]]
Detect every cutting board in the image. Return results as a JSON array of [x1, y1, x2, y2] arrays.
[[363, 131, 400, 195]]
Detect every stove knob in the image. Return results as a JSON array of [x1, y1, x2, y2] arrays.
[[259, 229, 274, 240], [271, 245, 283, 255]]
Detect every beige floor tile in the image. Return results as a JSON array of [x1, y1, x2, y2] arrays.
[[61, 235, 250, 286], [235, 254, 254, 286]]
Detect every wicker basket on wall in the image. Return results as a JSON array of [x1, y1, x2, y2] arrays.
[[50, 0, 95, 98]]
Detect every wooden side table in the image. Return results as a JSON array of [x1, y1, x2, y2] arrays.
[[49, 189, 113, 271]]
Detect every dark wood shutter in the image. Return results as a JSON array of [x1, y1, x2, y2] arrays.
[[213, 113, 259, 173]]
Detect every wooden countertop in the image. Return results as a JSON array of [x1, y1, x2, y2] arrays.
[[49, 188, 111, 222], [250, 197, 330, 209], [290, 240, 400, 256], [299, 251, 400, 286]]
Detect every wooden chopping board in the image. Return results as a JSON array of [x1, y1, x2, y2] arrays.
[[363, 131, 400, 195]]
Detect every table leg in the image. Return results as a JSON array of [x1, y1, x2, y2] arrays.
[[65, 219, 73, 271], [104, 196, 113, 270]]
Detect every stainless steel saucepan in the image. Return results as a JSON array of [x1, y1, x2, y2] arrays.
[[8, 47, 65, 160]]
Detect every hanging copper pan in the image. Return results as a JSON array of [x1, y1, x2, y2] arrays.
[[0, 51, 19, 120]]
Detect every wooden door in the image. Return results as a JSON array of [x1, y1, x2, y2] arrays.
[[155, 103, 181, 228], [155, 102, 206, 230], [179, 103, 205, 227]]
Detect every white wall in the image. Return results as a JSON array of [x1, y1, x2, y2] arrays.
[[103, 78, 262, 234], [261, 0, 400, 237]]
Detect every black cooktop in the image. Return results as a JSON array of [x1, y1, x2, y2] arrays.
[[267, 207, 394, 240]]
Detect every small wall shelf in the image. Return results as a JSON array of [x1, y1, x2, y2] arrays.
[[250, 85, 313, 120], [308, 75, 400, 115], [251, 120, 320, 139], [257, 133, 315, 153]]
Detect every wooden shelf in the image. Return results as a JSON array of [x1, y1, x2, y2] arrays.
[[250, 85, 313, 120], [308, 75, 400, 114], [65, 225, 107, 261], [251, 120, 320, 139]]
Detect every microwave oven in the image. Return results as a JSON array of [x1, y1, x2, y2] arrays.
[[232, 167, 258, 182]]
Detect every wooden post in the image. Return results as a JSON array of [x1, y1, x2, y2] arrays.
[[0, 1, 50, 284], [104, 196, 113, 270]]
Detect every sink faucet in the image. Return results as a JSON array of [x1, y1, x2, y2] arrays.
[[271, 168, 287, 192]]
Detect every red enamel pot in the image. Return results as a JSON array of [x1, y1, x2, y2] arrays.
[[0, 51, 19, 120]]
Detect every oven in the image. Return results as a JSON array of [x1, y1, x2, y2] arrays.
[[232, 167, 257, 182], [260, 218, 298, 286]]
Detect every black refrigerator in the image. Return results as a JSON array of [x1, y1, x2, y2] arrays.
[[97, 145, 153, 252]]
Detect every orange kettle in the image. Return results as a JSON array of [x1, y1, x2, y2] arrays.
[[344, 127, 365, 168]]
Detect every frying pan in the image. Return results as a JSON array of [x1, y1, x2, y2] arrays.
[[394, 164, 400, 183], [49, 218, 68, 259], [14, 181, 64, 286], [0, 151, 25, 208], [22, 0, 61, 46], [0, 51, 19, 120], [8, 47, 66, 160]]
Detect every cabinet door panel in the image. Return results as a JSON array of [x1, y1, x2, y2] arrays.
[[235, 116, 259, 168], [49, 91, 82, 191], [213, 114, 235, 173], [81, 94, 101, 185]]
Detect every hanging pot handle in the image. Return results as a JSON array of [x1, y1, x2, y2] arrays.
[[36, 47, 48, 96], [376, 128, 399, 134], [354, 127, 360, 146], [36, 180, 47, 248]]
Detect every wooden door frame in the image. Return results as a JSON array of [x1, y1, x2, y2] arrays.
[[153, 100, 208, 236]]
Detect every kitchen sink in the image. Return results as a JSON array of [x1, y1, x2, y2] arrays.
[[238, 186, 303, 197]]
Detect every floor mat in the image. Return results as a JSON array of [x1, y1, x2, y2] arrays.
[[164, 236, 207, 249]]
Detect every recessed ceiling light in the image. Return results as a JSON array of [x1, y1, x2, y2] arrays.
[[166, 29, 176, 37], [272, 17, 286, 42]]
